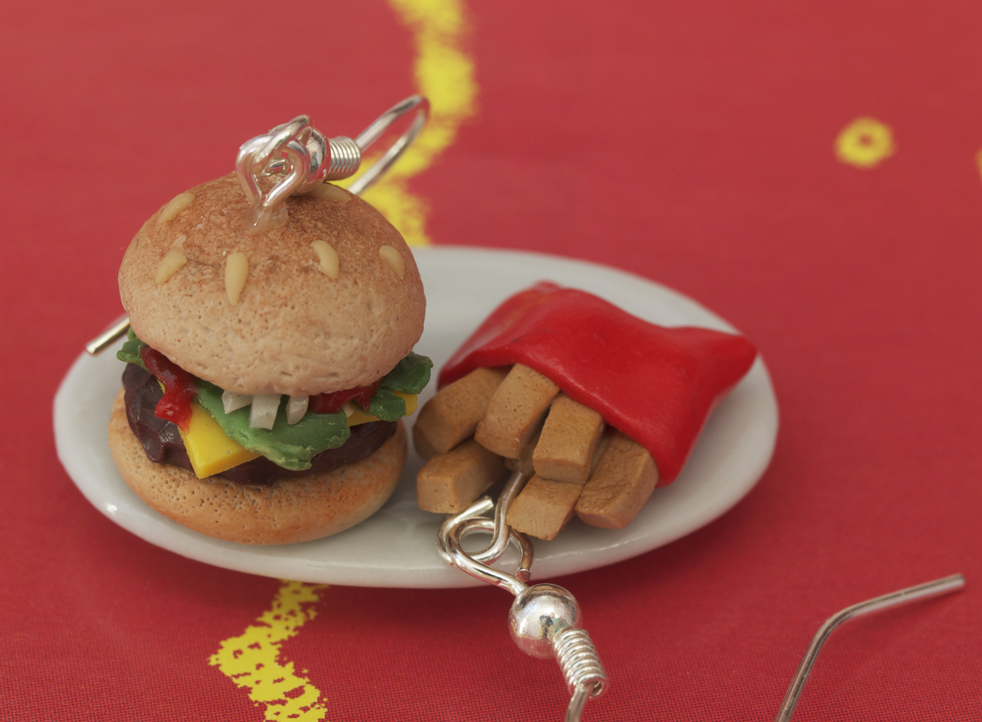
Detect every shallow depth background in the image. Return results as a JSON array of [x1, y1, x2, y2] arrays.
[[2, 1, 980, 720]]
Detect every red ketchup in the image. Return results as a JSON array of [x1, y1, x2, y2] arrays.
[[139, 346, 198, 433], [439, 283, 758, 484], [309, 380, 382, 415]]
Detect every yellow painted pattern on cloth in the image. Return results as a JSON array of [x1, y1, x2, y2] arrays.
[[209, 581, 329, 721], [354, 0, 477, 246], [835, 117, 895, 169]]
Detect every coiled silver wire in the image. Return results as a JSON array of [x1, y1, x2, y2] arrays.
[[554, 627, 607, 697], [324, 136, 361, 180]]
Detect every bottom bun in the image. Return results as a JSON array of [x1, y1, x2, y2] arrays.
[[107, 389, 406, 545]]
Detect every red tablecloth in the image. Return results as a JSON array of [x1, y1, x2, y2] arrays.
[[2, 1, 980, 720]]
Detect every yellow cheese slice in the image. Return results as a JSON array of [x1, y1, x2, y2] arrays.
[[178, 401, 261, 479], [167, 384, 417, 479], [346, 392, 417, 426]]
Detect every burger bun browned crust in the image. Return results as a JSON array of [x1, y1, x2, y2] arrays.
[[118, 173, 426, 397]]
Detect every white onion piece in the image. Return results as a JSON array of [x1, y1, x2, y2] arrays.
[[249, 394, 281, 429], [342, 403, 354, 418], [222, 390, 252, 414], [286, 395, 309, 425]]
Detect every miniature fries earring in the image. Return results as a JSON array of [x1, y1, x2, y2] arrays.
[[85, 95, 429, 355]]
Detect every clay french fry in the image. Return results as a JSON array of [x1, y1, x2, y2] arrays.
[[474, 364, 560, 459], [575, 430, 659, 529], [415, 366, 509, 455], [504, 425, 541, 477], [506, 475, 582, 541], [412, 422, 438, 462], [507, 423, 608, 540], [417, 439, 508, 514], [532, 393, 606, 484]]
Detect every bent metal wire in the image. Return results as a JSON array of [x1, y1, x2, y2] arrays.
[[775, 573, 964, 722], [85, 95, 429, 357]]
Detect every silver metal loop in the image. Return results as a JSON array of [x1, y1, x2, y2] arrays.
[[235, 119, 315, 229], [245, 116, 309, 174], [470, 470, 530, 565], [254, 139, 309, 227], [263, 127, 328, 185], [436, 496, 495, 566], [236, 116, 315, 205], [442, 517, 533, 597]]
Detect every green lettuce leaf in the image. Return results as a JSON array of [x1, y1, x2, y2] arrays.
[[358, 352, 432, 421], [379, 352, 432, 395], [116, 328, 148, 370], [194, 382, 349, 471], [365, 388, 408, 421]]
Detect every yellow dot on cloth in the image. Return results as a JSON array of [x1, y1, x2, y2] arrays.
[[835, 118, 895, 169]]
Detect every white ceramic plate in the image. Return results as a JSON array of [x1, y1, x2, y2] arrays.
[[54, 247, 778, 588]]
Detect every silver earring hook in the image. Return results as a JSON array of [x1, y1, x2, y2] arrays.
[[437, 479, 609, 722], [235, 95, 429, 230], [255, 95, 428, 195]]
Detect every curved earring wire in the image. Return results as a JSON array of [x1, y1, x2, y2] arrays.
[[348, 95, 429, 195], [775, 573, 965, 722]]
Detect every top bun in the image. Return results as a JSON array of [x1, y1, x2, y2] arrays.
[[118, 173, 425, 396]]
